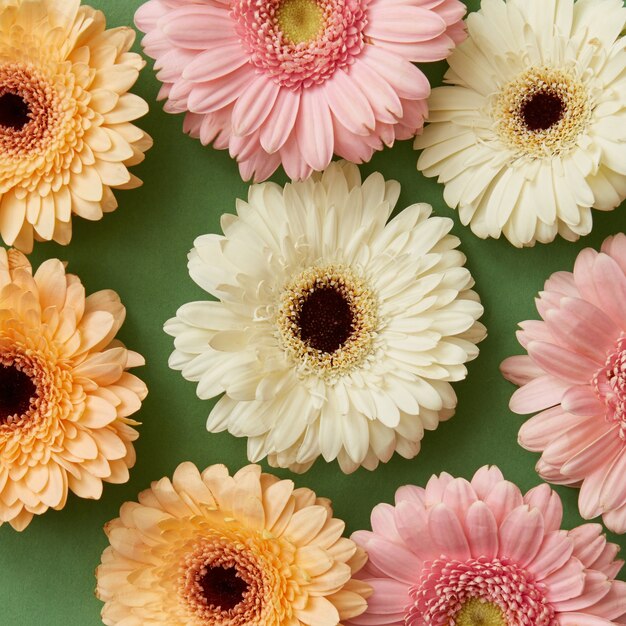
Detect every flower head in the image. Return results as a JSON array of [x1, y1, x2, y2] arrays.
[[0, 0, 152, 252], [165, 161, 485, 473], [0, 249, 147, 531], [502, 233, 626, 533], [415, 0, 626, 247], [96, 462, 370, 626], [350, 466, 626, 626], [135, 0, 466, 182]]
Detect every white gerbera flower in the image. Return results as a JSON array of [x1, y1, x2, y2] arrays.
[[415, 0, 626, 247], [165, 162, 486, 474]]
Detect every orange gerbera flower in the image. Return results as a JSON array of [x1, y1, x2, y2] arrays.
[[0, 249, 147, 530], [0, 0, 152, 251], [97, 463, 370, 626]]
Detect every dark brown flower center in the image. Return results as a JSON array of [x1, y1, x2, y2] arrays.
[[0, 92, 30, 130], [0, 364, 36, 424], [200, 565, 248, 611], [520, 91, 564, 131], [296, 285, 355, 353]]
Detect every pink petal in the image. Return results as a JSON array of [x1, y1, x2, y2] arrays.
[[361, 45, 431, 100], [261, 89, 301, 154], [602, 503, 626, 534], [601, 233, 626, 275], [187, 65, 255, 114], [365, 578, 411, 615], [394, 500, 433, 561], [231, 76, 280, 137], [561, 386, 606, 417], [543, 557, 585, 603], [573, 248, 601, 305], [364, 535, 422, 585], [555, 570, 611, 612], [370, 503, 402, 543], [428, 503, 471, 561], [560, 425, 621, 479], [557, 615, 613, 626], [324, 69, 375, 134], [465, 501, 499, 559], [528, 531, 574, 580], [279, 132, 313, 181], [579, 467, 609, 520], [544, 305, 615, 362], [599, 448, 626, 511], [592, 253, 626, 328], [499, 505, 545, 567], [483, 480, 524, 525], [442, 478, 478, 523], [348, 58, 403, 123], [371, 32, 456, 62], [367, 6, 446, 43], [500, 354, 545, 386], [542, 419, 613, 468], [161, 5, 236, 49], [394, 485, 426, 507], [544, 271, 579, 297], [509, 375, 570, 414], [182, 43, 249, 83], [296, 87, 334, 172], [527, 341, 601, 384], [470, 466, 504, 500], [586, 580, 626, 619], [524, 483, 563, 532], [518, 407, 589, 453], [569, 524, 607, 569]]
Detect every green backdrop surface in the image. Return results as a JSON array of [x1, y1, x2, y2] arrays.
[[2, 0, 626, 623]]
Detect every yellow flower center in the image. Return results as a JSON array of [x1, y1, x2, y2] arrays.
[[455, 598, 508, 626], [277, 0, 325, 44]]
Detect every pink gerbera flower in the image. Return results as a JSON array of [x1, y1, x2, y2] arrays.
[[350, 466, 626, 626], [502, 234, 626, 534], [135, 0, 466, 181]]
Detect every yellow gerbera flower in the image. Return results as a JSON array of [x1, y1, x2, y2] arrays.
[[96, 462, 370, 626], [0, 249, 147, 531], [0, 0, 152, 251]]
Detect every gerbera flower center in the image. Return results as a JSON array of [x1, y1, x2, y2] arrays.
[[277, 0, 325, 44], [494, 66, 591, 158], [520, 91, 564, 132], [199, 565, 249, 611], [277, 264, 378, 378], [593, 336, 626, 438], [297, 285, 354, 353], [0, 363, 36, 425], [407, 557, 557, 626], [232, 0, 367, 89], [0, 92, 30, 130], [456, 598, 507, 626]]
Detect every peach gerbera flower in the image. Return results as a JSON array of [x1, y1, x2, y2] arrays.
[[0, 249, 147, 531], [96, 462, 370, 626], [0, 0, 152, 252]]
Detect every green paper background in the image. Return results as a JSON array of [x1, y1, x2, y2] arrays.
[[2, 0, 626, 623]]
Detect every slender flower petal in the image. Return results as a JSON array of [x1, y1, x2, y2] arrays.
[[416, 0, 626, 247], [135, 0, 466, 182], [350, 466, 626, 626], [96, 462, 370, 626], [502, 234, 626, 533], [165, 161, 486, 474], [0, 249, 147, 531], [0, 0, 152, 252]]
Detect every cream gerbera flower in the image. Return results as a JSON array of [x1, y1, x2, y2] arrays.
[[96, 462, 370, 626], [165, 161, 486, 474], [0, 0, 152, 252], [0, 249, 147, 531], [415, 0, 626, 247]]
